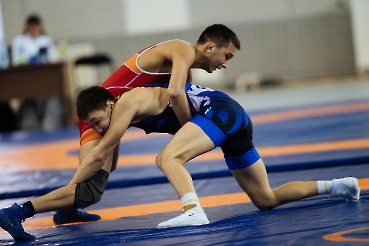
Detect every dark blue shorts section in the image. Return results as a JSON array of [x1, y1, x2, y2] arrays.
[[189, 114, 226, 146], [224, 147, 261, 170]]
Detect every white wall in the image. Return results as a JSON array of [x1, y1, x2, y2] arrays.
[[189, 0, 348, 27], [350, 0, 369, 73], [1, 0, 126, 43], [0, 1, 4, 42], [0, 0, 356, 79], [123, 0, 190, 36], [1, 0, 348, 44]]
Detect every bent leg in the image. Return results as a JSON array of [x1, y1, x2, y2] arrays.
[[37, 168, 107, 224], [32, 184, 77, 213], [231, 159, 318, 210], [156, 122, 214, 228], [156, 122, 216, 198], [53, 138, 111, 224], [53, 169, 108, 224], [34, 168, 108, 213]]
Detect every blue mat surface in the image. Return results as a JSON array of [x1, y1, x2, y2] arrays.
[[0, 101, 368, 245], [0, 103, 368, 199], [0, 164, 368, 245]]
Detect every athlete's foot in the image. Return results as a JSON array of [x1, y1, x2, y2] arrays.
[[157, 204, 209, 228], [53, 208, 101, 225], [331, 177, 360, 202], [0, 203, 36, 241]]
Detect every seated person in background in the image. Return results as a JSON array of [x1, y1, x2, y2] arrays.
[[11, 14, 61, 131], [0, 84, 360, 241], [11, 14, 56, 65]]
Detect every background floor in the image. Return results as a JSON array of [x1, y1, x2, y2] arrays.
[[0, 78, 368, 245]]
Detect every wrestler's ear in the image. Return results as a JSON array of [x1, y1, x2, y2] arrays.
[[106, 101, 114, 108]]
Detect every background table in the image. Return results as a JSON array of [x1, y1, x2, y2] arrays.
[[0, 62, 76, 127]]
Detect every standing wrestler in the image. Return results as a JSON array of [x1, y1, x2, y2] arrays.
[[52, 24, 241, 224]]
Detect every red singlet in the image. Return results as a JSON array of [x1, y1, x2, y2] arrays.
[[78, 40, 188, 145]]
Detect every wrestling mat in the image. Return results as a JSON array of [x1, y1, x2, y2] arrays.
[[0, 99, 368, 245]]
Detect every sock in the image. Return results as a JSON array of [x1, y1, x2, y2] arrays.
[[317, 181, 333, 194], [20, 201, 36, 218], [181, 192, 201, 209]]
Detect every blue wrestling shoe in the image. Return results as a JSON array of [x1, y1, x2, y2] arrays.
[[0, 203, 36, 241], [53, 208, 101, 225]]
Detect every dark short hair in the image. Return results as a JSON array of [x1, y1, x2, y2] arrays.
[[26, 14, 42, 25], [197, 24, 240, 50], [77, 86, 116, 120], [23, 13, 45, 34]]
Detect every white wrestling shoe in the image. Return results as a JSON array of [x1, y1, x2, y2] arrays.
[[157, 204, 209, 229], [331, 177, 360, 202]]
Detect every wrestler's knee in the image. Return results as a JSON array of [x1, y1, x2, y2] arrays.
[[74, 169, 109, 209], [155, 146, 176, 168], [156, 148, 186, 170], [155, 150, 169, 170], [249, 191, 279, 211], [253, 200, 276, 211]]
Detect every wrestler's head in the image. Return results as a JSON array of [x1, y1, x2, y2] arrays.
[[77, 86, 116, 134], [195, 24, 240, 73]]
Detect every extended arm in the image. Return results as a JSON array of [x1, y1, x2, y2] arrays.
[[78, 131, 119, 176], [165, 42, 195, 125]]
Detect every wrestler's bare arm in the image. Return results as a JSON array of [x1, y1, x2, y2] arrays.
[[139, 41, 194, 125], [79, 132, 119, 173], [165, 42, 195, 125]]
